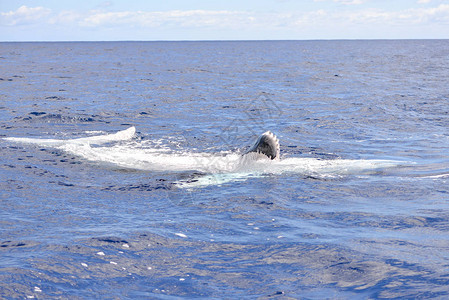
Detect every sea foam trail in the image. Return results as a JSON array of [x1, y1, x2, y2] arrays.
[[3, 127, 403, 187], [3, 126, 136, 147]]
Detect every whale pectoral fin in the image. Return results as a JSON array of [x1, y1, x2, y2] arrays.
[[245, 131, 280, 160]]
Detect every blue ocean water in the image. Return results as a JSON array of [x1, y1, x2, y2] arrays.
[[1, 40, 449, 299]]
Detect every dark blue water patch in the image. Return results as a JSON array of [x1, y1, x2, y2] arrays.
[[92, 237, 129, 245], [44, 96, 65, 100], [16, 112, 103, 123], [0, 240, 35, 249], [29, 111, 47, 116], [101, 181, 169, 192]]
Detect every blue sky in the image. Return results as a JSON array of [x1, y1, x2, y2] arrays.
[[1, 0, 448, 41]]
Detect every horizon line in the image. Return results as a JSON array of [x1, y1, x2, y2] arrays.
[[1, 38, 448, 43]]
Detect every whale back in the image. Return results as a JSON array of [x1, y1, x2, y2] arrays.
[[245, 131, 280, 160]]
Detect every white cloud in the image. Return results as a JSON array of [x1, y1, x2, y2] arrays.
[[0, 5, 51, 26], [304, 3, 449, 25], [44, 8, 253, 29], [417, 0, 431, 4], [1, 4, 449, 39], [387, 4, 449, 24], [77, 9, 253, 29], [48, 10, 82, 26], [314, 0, 365, 5], [3, 4, 449, 29], [422, 3, 449, 23]]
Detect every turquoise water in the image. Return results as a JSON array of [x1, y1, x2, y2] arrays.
[[1, 40, 449, 298]]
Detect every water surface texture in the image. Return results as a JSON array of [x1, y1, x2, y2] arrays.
[[1, 40, 449, 299]]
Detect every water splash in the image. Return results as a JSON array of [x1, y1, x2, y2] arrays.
[[3, 127, 403, 188]]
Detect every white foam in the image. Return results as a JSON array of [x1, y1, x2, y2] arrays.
[[421, 173, 449, 179], [3, 126, 136, 146], [4, 127, 403, 187]]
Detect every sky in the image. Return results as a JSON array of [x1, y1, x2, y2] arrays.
[[1, 0, 448, 41]]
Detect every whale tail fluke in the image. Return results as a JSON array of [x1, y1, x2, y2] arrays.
[[245, 131, 280, 160]]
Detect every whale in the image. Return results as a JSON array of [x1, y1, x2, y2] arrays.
[[245, 131, 280, 160], [3, 126, 403, 188]]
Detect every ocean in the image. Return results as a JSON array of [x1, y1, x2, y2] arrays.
[[1, 40, 448, 299]]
